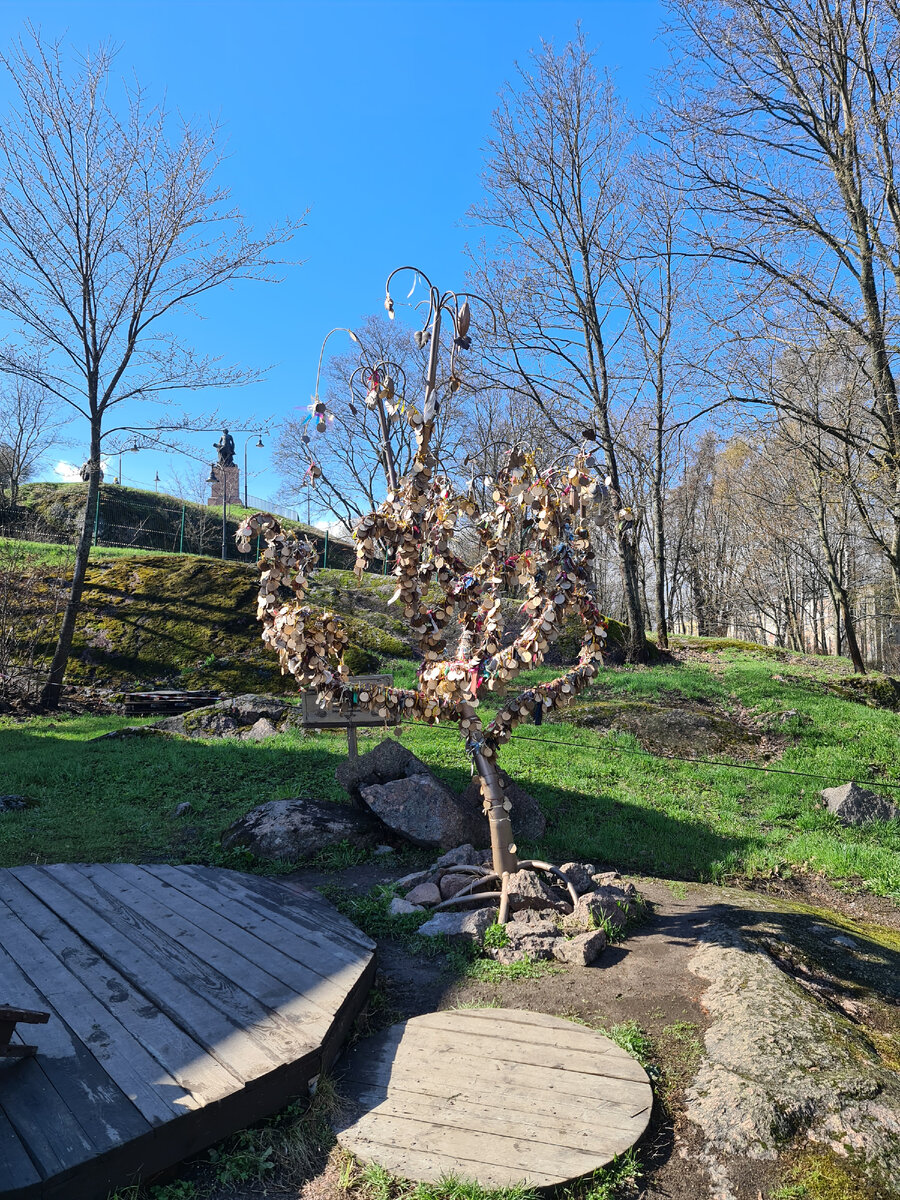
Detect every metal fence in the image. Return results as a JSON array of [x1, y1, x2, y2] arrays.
[[0, 486, 366, 571]]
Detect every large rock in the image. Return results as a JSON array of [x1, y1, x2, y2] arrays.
[[405, 881, 441, 906], [433, 844, 485, 869], [686, 922, 900, 1188], [335, 738, 429, 800], [572, 884, 641, 932], [417, 907, 496, 942], [506, 868, 571, 913], [822, 781, 899, 825], [359, 773, 482, 848], [553, 929, 607, 966], [491, 922, 562, 965], [220, 797, 379, 861], [460, 769, 546, 842], [559, 862, 597, 894], [157, 695, 298, 739]]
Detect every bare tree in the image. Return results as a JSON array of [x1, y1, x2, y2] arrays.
[[661, 0, 900, 608], [469, 35, 649, 661], [614, 176, 715, 649], [0, 376, 67, 504], [0, 28, 297, 705], [275, 313, 469, 529]]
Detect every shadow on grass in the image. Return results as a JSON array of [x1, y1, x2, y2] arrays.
[[0, 724, 356, 868], [534, 782, 753, 884]]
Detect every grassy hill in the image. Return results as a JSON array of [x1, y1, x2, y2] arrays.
[[18, 552, 413, 694], [5, 481, 356, 565]]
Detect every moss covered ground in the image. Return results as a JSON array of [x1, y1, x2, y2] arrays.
[[16, 553, 412, 694]]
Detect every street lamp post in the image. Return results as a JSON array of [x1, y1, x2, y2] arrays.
[[243, 433, 265, 508], [117, 442, 140, 485]]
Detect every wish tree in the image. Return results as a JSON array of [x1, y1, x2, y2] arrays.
[[237, 267, 611, 920]]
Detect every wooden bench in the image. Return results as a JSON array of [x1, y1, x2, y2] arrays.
[[0, 1004, 50, 1058]]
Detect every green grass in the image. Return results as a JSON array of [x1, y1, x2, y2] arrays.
[[1, 537, 176, 565], [1, 643, 898, 898]]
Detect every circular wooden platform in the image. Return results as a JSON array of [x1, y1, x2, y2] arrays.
[[335, 1008, 653, 1188], [0, 864, 375, 1200]]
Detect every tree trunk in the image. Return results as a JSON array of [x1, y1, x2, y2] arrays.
[[40, 424, 100, 708], [617, 527, 647, 661], [839, 592, 866, 674], [652, 436, 669, 650]]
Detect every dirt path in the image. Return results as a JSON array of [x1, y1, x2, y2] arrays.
[[154, 869, 899, 1200]]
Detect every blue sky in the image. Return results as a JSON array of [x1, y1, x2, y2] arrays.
[[0, 0, 667, 511]]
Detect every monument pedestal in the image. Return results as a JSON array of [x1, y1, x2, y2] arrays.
[[208, 464, 240, 506]]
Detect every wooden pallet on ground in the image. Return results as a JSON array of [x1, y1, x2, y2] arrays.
[[121, 690, 221, 716]]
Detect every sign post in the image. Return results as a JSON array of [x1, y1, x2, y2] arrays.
[[300, 674, 393, 760]]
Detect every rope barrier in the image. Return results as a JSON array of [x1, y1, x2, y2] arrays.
[[384, 716, 900, 794]]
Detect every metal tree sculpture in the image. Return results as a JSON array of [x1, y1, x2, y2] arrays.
[[237, 267, 609, 920]]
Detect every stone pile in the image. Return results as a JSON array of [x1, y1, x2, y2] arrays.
[[388, 842, 645, 966]]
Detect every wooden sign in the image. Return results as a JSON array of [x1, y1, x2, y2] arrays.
[[301, 675, 394, 729], [301, 674, 394, 759]]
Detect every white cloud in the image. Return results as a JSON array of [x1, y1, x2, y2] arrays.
[[53, 458, 110, 482]]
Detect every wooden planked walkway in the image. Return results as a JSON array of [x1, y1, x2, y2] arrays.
[[0, 864, 375, 1200], [335, 1009, 653, 1188]]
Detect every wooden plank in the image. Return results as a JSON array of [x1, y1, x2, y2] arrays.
[[0, 1102, 41, 1193], [336, 1132, 561, 1189], [343, 1089, 645, 1150], [12, 865, 285, 1083], [0, 874, 238, 1108], [0, 894, 199, 1124], [180, 864, 376, 952], [345, 1052, 650, 1113], [274, 876, 377, 949], [106, 863, 364, 1011], [414, 1009, 643, 1060], [76, 864, 332, 1048], [455, 1007, 618, 1036], [337, 1011, 653, 1189], [357, 1024, 651, 1087], [0, 1043, 97, 1178], [0, 864, 375, 1200], [0, 942, 150, 1153], [339, 1112, 609, 1181], [347, 1079, 649, 1129], [148, 865, 374, 982]]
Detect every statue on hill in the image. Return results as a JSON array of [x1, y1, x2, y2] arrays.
[[214, 429, 236, 468], [237, 266, 613, 921]]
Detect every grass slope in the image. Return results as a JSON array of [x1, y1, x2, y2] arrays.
[[19, 553, 412, 694], [1, 643, 898, 897], [13, 481, 336, 551]]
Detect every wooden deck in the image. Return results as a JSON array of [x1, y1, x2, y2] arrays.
[[335, 1009, 653, 1188], [0, 864, 375, 1200]]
